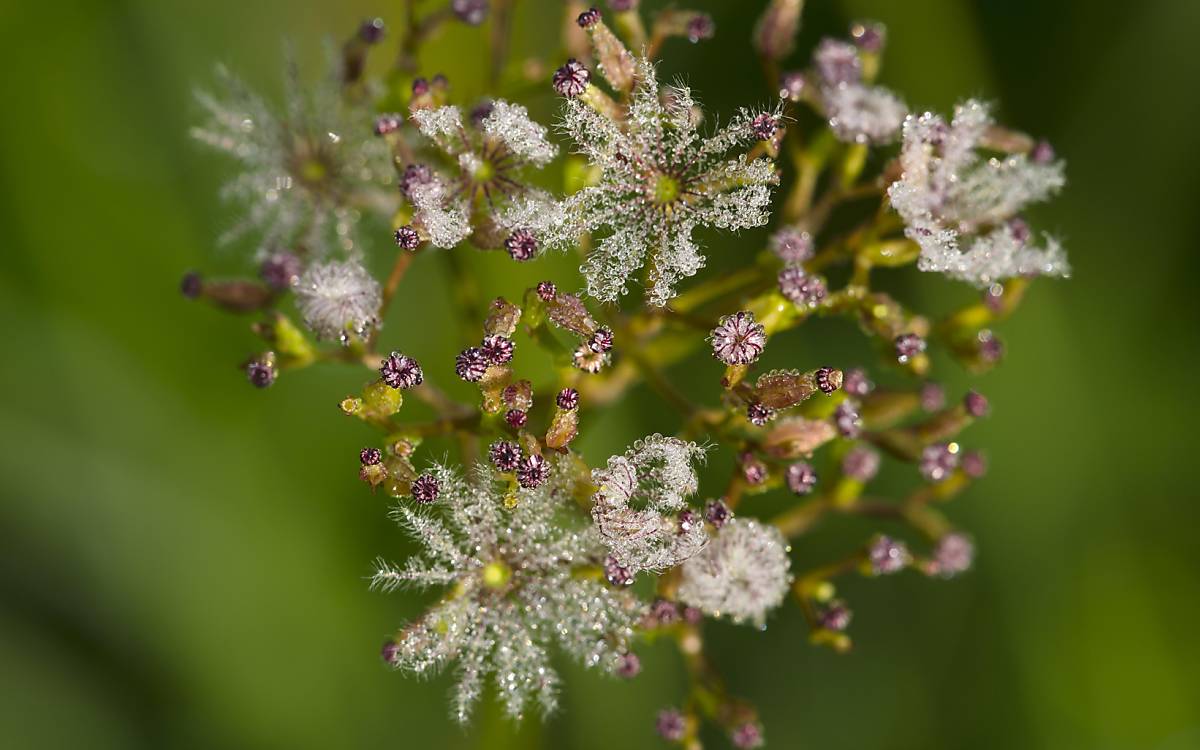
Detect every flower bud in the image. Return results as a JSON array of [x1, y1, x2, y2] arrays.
[[753, 0, 803, 61]]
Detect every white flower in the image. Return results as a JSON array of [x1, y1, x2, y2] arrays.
[[372, 462, 637, 722], [678, 518, 792, 626], [519, 58, 778, 306], [591, 434, 708, 576], [294, 260, 381, 342], [191, 52, 392, 257], [887, 100, 1069, 286]]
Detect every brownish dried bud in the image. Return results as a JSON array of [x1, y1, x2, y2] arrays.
[[502, 380, 534, 411], [484, 297, 523, 337], [751, 369, 823, 410], [585, 18, 636, 93], [762, 417, 837, 459], [200, 279, 274, 313], [546, 292, 598, 337], [545, 407, 579, 450]]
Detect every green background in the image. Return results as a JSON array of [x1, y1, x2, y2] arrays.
[[2, 0, 1197, 748]]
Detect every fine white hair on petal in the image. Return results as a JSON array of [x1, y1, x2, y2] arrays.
[[678, 518, 792, 627], [411, 105, 465, 144], [409, 177, 472, 248], [482, 100, 557, 167], [888, 98, 1069, 286], [824, 83, 907, 144], [294, 259, 381, 342]]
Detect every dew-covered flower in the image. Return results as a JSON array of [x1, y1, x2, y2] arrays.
[[709, 311, 767, 365], [192, 55, 392, 256], [408, 100, 556, 249], [294, 260, 381, 342], [678, 518, 792, 626], [888, 100, 1069, 285], [513, 58, 778, 305], [591, 435, 709, 576], [372, 463, 637, 722]]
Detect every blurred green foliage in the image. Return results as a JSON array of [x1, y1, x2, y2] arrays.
[[2, 0, 1198, 748]]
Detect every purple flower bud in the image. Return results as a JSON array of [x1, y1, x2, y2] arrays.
[[1031, 139, 1056, 164], [604, 555, 634, 586], [358, 17, 385, 44], [553, 59, 590, 98], [963, 390, 989, 418], [919, 443, 959, 482], [704, 499, 730, 528], [246, 358, 276, 388], [843, 367, 873, 397], [588, 326, 614, 353], [894, 333, 926, 364], [360, 447, 382, 466], [516, 453, 550, 489], [850, 21, 886, 53], [746, 401, 774, 426], [536, 280, 557, 301], [573, 345, 607, 373], [576, 7, 601, 28], [983, 283, 1005, 313], [398, 163, 433, 199], [741, 453, 768, 485], [1007, 217, 1031, 245], [814, 38, 862, 86], [380, 639, 400, 665], [411, 77, 430, 96], [505, 408, 527, 428], [373, 113, 403, 136], [616, 651, 641, 678], [480, 334, 515, 365], [769, 227, 813, 264], [818, 600, 852, 631], [834, 400, 861, 438], [932, 533, 974, 577], [841, 445, 880, 482], [778, 71, 807, 101], [650, 599, 679, 625], [920, 381, 945, 412], [431, 73, 449, 90], [778, 266, 827, 309], [815, 366, 842, 394], [750, 112, 779, 141], [455, 347, 489, 382], [411, 473, 440, 503], [504, 229, 538, 261], [682, 606, 703, 624], [977, 330, 1004, 363], [393, 225, 420, 250], [656, 709, 687, 742], [259, 252, 302, 291], [686, 14, 715, 43], [468, 100, 494, 127], [868, 535, 910, 575], [451, 0, 488, 26], [380, 352, 424, 389], [961, 450, 987, 478], [489, 440, 521, 472], [678, 509, 700, 534], [731, 722, 764, 749], [180, 271, 203, 299], [556, 387, 579, 410], [785, 462, 818, 495], [710, 311, 767, 365]]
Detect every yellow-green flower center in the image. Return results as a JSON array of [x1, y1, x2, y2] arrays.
[[653, 173, 681, 206], [481, 560, 512, 590]]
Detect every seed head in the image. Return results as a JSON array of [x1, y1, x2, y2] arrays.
[[480, 334, 515, 365], [516, 453, 550, 489], [710, 311, 767, 366], [553, 59, 590, 98], [556, 387, 580, 410], [410, 472, 440, 503], [380, 352, 424, 389], [455, 347, 490, 382], [504, 229, 538, 261], [488, 440, 522, 472]]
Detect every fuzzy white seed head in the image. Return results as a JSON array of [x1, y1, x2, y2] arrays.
[[295, 260, 381, 342], [678, 518, 792, 626]]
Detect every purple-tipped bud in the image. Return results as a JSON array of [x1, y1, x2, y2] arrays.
[[741, 453, 768, 485], [410, 473, 440, 503], [769, 227, 813, 264], [850, 21, 886, 53], [704, 499, 730, 528], [616, 651, 641, 678], [815, 366, 842, 394], [678, 509, 700, 534], [451, 0, 488, 26], [656, 709, 687, 742], [573, 345, 607, 373], [455, 347, 490, 382], [258, 252, 302, 291], [746, 401, 774, 426], [842, 445, 880, 482], [360, 447, 382, 466], [393, 225, 420, 250], [778, 267, 827, 309], [818, 600, 852, 631], [588, 326, 614, 353], [180, 271, 203, 299], [516, 453, 550, 489], [686, 14, 715, 43], [977, 330, 1004, 363], [431, 73, 449, 90], [398, 163, 433, 199], [373, 113, 403, 136], [920, 382, 945, 412], [961, 450, 987, 478], [505, 408, 527, 428], [556, 387, 580, 410], [504, 229, 538, 261], [894, 333, 926, 363], [1007, 217, 1031, 245], [604, 555, 634, 586], [815, 38, 862, 87], [785, 461, 818, 495], [983, 283, 1005, 313], [358, 17, 386, 44], [731, 722, 764, 749], [380, 352, 424, 389], [468, 100, 494, 127], [779, 71, 807, 101], [536, 280, 557, 301], [381, 639, 400, 665], [843, 368, 873, 397], [834, 400, 861, 438], [932, 533, 974, 577], [649, 599, 679, 625], [246, 357, 276, 388], [1031, 139, 1056, 164], [480, 334, 515, 365], [553, 59, 590, 97], [868, 535, 910, 575], [411, 77, 430, 96], [750, 112, 780, 141], [710, 311, 767, 365], [489, 440, 522, 472], [919, 443, 959, 482], [963, 390, 989, 418], [576, 7, 601, 28]]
